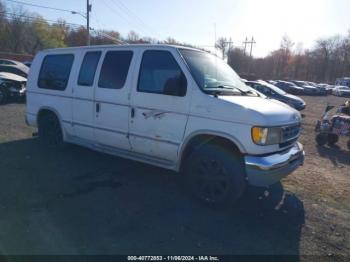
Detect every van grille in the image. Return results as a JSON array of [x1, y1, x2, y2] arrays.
[[281, 124, 301, 143]]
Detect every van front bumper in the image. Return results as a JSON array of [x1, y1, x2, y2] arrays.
[[244, 142, 304, 187]]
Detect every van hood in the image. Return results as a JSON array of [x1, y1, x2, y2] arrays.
[[218, 95, 301, 126]]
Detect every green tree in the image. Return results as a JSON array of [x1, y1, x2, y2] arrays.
[[33, 17, 66, 49]]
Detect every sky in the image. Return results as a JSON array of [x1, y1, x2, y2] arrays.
[[4, 0, 350, 57]]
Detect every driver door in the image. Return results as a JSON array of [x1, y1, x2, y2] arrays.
[[129, 49, 191, 163]]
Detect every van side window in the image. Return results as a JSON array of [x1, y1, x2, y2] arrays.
[[38, 54, 74, 91], [98, 51, 133, 89], [78, 51, 101, 86], [138, 50, 187, 97]]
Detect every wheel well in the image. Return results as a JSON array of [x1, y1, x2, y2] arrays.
[[179, 134, 242, 171], [37, 109, 58, 124]]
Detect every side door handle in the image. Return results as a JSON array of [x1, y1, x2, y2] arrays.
[[131, 108, 135, 118], [96, 103, 100, 113]]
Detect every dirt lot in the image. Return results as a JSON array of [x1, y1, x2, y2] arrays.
[[0, 96, 349, 259]]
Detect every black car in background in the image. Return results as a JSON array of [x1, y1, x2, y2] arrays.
[[246, 80, 306, 111], [274, 80, 304, 95]]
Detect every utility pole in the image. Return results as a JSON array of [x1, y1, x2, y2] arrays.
[[86, 0, 92, 45], [224, 38, 234, 51], [243, 37, 249, 55], [242, 36, 256, 74], [214, 23, 217, 56], [249, 36, 256, 57], [243, 37, 256, 56], [223, 38, 233, 62]]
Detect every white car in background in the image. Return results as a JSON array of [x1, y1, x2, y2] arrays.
[[0, 72, 27, 104], [332, 85, 350, 97]]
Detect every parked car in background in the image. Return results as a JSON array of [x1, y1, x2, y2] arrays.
[[26, 44, 304, 207], [291, 80, 321, 95], [0, 59, 19, 65], [317, 83, 333, 94], [0, 61, 29, 78], [335, 77, 350, 88], [332, 85, 350, 97], [274, 80, 304, 95], [0, 59, 29, 71], [0, 72, 26, 104], [23, 61, 32, 67], [246, 80, 306, 111], [307, 81, 327, 95]]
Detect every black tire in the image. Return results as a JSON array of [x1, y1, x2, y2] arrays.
[[347, 140, 350, 151], [327, 133, 339, 146], [316, 133, 328, 146], [38, 113, 65, 149], [314, 120, 321, 132], [0, 87, 8, 104], [184, 143, 246, 208]]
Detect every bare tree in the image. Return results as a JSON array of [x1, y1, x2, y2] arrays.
[[215, 37, 228, 59], [126, 30, 141, 43], [164, 37, 178, 45]]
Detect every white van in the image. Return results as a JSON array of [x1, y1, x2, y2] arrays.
[[26, 44, 304, 207]]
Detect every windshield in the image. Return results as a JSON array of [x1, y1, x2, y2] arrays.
[[258, 80, 286, 95], [179, 49, 252, 94]]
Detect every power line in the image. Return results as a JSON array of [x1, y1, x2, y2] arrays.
[[4, 0, 84, 15], [103, 0, 143, 32], [4, 0, 90, 45], [2, 11, 126, 44], [0, 11, 85, 28], [111, 0, 158, 37], [101, 0, 150, 37]]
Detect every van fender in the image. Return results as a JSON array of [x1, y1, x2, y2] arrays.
[[177, 130, 247, 171], [37, 106, 68, 141]]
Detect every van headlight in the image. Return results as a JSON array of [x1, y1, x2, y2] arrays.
[[251, 127, 282, 145]]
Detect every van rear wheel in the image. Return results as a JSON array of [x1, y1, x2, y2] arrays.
[[38, 113, 64, 149], [184, 143, 246, 208]]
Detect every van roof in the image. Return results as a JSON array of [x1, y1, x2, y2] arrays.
[[41, 44, 203, 53]]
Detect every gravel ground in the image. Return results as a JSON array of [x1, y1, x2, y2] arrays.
[[0, 96, 349, 259]]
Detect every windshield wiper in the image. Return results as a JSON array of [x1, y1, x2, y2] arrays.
[[204, 85, 259, 97], [203, 86, 242, 96]]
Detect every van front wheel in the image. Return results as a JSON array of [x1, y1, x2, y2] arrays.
[[38, 113, 64, 149], [184, 143, 246, 208]]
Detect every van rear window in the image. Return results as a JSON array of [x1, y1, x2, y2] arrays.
[[38, 54, 74, 91]]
